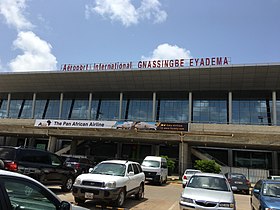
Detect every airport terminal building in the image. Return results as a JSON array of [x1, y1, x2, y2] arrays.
[[1, 57, 280, 175]]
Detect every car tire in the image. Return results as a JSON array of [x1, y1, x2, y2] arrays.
[[135, 183, 144, 200], [75, 197, 85, 205], [61, 176, 74, 192], [114, 188, 126, 207]]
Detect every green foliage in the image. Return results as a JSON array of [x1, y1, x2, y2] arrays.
[[161, 155, 175, 172], [194, 160, 221, 173]]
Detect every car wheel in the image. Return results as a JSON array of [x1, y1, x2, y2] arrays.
[[61, 176, 74, 192], [75, 197, 85, 205], [114, 188, 125, 207], [135, 183, 144, 200]]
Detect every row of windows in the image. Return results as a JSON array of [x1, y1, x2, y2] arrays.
[[0, 96, 279, 125]]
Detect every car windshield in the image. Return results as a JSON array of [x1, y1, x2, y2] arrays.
[[65, 157, 79, 162], [263, 183, 280, 197], [0, 148, 15, 159], [91, 163, 126, 176], [231, 174, 246, 179], [141, 160, 160, 168], [188, 176, 230, 192]]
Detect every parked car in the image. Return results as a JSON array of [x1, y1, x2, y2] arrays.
[[179, 172, 236, 210], [181, 169, 201, 188], [72, 160, 145, 207], [251, 179, 280, 210], [0, 169, 89, 210], [61, 154, 94, 175], [268, 175, 280, 180], [225, 172, 251, 195], [0, 146, 76, 192], [141, 156, 168, 185]]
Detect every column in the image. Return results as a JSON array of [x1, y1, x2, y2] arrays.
[[88, 93, 92, 120], [272, 151, 278, 175], [70, 139, 78, 155], [155, 145, 160, 156], [59, 93, 63, 119], [116, 142, 123, 159], [272, 91, 277, 126], [47, 136, 57, 153], [119, 92, 123, 120], [31, 93, 36, 119], [228, 149, 233, 167], [179, 137, 188, 176], [152, 92, 156, 121], [6, 93, 11, 118], [228, 91, 232, 124], [188, 92, 192, 123]]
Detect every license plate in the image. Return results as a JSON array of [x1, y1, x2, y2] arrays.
[[235, 181, 243, 184], [85, 192, 94, 199]]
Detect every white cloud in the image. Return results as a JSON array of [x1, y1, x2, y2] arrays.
[[0, 0, 33, 30], [85, 0, 167, 27], [9, 31, 57, 71], [142, 43, 192, 60]]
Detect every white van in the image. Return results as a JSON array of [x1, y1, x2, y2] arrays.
[[141, 156, 168, 185]]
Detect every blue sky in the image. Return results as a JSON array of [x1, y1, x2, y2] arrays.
[[0, 0, 279, 72]]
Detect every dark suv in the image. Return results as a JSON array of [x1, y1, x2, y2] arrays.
[[0, 146, 76, 192], [61, 155, 94, 175]]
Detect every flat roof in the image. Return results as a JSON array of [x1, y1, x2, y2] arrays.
[[0, 63, 280, 93]]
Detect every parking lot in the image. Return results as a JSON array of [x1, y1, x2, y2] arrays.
[[55, 181, 251, 210]]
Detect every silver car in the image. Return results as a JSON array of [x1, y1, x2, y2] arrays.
[[180, 173, 236, 210]]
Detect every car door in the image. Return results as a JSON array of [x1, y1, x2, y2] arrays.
[[0, 175, 60, 210], [251, 180, 262, 210], [126, 164, 137, 192]]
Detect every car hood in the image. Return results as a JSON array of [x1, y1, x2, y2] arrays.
[[182, 187, 234, 202], [76, 173, 124, 182], [262, 196, 280, 208], [72, 204, 90, 210]]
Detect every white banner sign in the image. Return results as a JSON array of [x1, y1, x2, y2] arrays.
[[35, 119, 117, 129]]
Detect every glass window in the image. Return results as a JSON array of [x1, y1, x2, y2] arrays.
[[97, 99, 119, 120], [158, 99, 188, 122], [3, 177, 57, 210], [45, 100, 59, 119], [126, 99, 153, 121], [70, 99, 89, 120], [20, 100, 33, 119], [232, 100, 272, 125], [61, 99, 72, 120], [9, 100, 23, 118], [34, 100, 47, 119], [193, 100, 227, 123], [0, 99, 7, 118]]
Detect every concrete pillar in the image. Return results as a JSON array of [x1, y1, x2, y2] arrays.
[[188, 92, 192, 123], [88, 93, 92, 120], [31, 93, 36, 119], [272, 91, 277, 126], [47, 136, 57, 153], [119, 92, 123, 120], [116, 142, 122, 159], [152, 92, 157, 121], [228, 92, 232, 124], [6, 93, 11, 118], [272, 151, 278, 175], [59, 93, 63, 119], [70, 139, 78, 155], [179, 139, 188, 176], [228, 149, 233, 167], [155, 145, 160, 156]]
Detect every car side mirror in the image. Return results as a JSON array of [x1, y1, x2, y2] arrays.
[[59, 201, 71, 210], [128, 171, 134, 176], [89, 168, 94, 173], [231, 186, 238, 191]]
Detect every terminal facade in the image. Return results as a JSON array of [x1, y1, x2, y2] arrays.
[[0, 58, 280, 175]]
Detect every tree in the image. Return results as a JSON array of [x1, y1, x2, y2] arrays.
[[194, 160, 221, 173], [161, 155, 175, 175]]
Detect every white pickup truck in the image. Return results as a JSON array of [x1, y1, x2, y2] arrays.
[[72, 160, 145, 207]]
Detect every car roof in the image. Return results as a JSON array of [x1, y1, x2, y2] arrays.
[[262, 179, 280, 184], [192, 172, 226, 178], [101, 160, 139, 165]]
